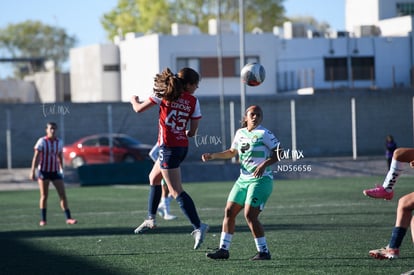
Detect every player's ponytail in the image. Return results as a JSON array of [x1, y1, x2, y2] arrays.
[[153, 68, 183, 102]]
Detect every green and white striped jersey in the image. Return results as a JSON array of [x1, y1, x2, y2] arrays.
[[231, 125, 280, 180]]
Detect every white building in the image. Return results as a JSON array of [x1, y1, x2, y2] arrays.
[[1, 0, 413, 103], [66, 0, 414, 103], [70, 44, 121, 102], [346, 0, 414, 35], [118, 32, 277, 101]]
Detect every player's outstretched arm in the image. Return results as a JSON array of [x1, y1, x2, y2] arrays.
[[202, 149, 237, 162], [130, 96, 154, 113]]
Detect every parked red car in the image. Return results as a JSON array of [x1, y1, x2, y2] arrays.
[[63, 133, 153, 168]]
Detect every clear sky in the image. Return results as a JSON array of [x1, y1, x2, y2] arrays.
[[284, 0, 345, 30], [0, 0, 345, 78]]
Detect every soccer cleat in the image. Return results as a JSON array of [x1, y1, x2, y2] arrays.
[[401, 269, 414, 275], [66, 218, 77, 225], [134, 219, 156, 234], [369, 246, 399, 260], [158, 198, 176, 220], [158, 205, 177, 219], [206, 248, 230, 260], [163, 213, 177, 220], [250, 251, 271, 260], [191, 223, 209, 250], [363, 185, 394, 200], [39, 220, 47, 226]]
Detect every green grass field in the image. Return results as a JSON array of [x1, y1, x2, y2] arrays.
[[1, 176, 413, 275]]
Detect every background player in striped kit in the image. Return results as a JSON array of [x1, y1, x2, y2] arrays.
[[202, 105, 281, 260], [30, 122, 77, 226]]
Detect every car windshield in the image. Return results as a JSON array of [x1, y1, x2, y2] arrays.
[[83, 138, 100, 147], [115, 135, 141, 147]]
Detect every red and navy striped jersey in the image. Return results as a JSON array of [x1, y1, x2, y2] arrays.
[[34, 136, 63, 172]]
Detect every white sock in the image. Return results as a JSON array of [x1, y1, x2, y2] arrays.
[[219, 232, 233, 251], [254, 237, 269, 253], [164, 197, 171, 214], [382, 159, 404, 190], [158, 198, 166, 208]]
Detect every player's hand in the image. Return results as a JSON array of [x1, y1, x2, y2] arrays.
[[29, 170, 36, 181], [253, 164, 265, 178], [201, 153, 212, 162], [130, 95, 139, 104], [58, 169, 64, 179]]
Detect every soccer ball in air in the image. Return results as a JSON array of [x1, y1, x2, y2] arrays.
[[241, 63, 266, 87]]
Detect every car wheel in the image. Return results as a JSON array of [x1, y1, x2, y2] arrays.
[[123, 155, 136, 163], [72, 156, 85, 168]]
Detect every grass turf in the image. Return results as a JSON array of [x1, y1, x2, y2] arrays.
[[0, 176, 413, 274]]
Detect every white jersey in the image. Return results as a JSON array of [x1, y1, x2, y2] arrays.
[[231, 125, 280, 180]]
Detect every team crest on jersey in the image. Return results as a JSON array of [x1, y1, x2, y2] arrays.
[[240, 142, 250, 153]]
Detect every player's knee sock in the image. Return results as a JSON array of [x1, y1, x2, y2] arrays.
[[41, 208, 47, 221], [382, 159, 404, 190], [176, 191, 201, 229], [254, 236, 269, 253], [389, 227, 407, 249], [64, 209, 72, 219], [219, 232, 233, 250], [148, 185, 162, 219]]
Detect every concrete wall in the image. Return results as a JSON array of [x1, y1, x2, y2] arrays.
[[70, 44, 121, 102], [0, 72, 70, 103], [346, 0, 379, 32], [0, 80, 37, 103], [1, 88, 413, 168], [28, 71, 70, 102], [119, 34, 160, 102]]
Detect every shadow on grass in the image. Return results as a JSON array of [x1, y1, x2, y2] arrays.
[[0, 227, 152, 275], [0, 221, 394, 274], [0, 237, 118, 275]]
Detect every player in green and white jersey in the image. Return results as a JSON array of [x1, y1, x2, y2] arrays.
[[202, 105, 281, 261]]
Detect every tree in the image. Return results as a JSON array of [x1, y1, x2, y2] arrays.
[[0, 20, 77, 78], [101, 0, 173, 38], [101, 0, 286, 38]]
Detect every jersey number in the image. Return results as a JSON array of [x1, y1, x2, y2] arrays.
[[165, 110, 189, 131]]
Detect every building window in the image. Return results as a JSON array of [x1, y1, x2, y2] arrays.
[[396, 3, 414, 16], [178, 56, 259, 78], [351, 57, 375, 80], [177, 58, 200, 73], [200, 57, 239, 77], [103, 64, 120, 72], [324, 57, 348, 81], [324, 57, 375, 81]]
